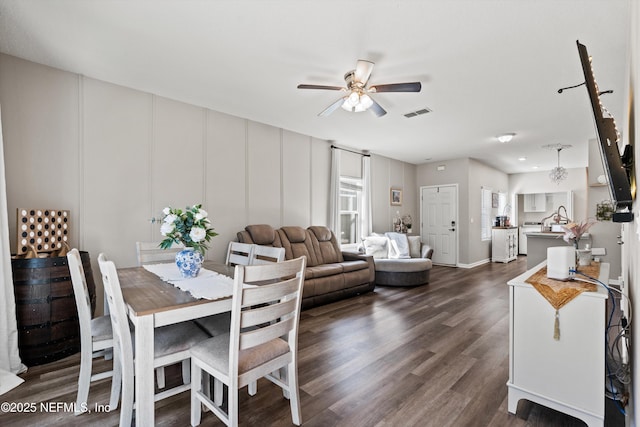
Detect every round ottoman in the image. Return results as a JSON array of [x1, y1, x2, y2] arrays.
[[374, 258, 432, 286]]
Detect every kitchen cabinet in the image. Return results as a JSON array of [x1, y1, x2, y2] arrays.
[[523, 193, 546, 212], [491, 227, 518, 263], [507, 262, 609, 427]]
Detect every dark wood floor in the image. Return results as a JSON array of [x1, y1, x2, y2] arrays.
[[0, 256, 625, 426]]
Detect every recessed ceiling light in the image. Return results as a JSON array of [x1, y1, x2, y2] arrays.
[[497, 133, 516, 143], [532, 166, 539, 169], [518, 157, 527, 161]]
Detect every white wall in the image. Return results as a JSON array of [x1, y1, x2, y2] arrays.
[[416, 158, 509, 266], [509, 167, 588, 223], [0, 53, 419, 314], [0, 53, 332, 268], [371, 154, 417, 234]]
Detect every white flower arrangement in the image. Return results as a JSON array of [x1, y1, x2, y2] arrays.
[[159, 204, 218, 255]]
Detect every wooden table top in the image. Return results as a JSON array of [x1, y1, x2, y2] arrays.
[[117, 261, 234, 317]]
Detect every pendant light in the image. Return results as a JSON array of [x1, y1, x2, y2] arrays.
[[543, 144, 572, 184]]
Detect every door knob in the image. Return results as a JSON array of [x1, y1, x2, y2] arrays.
[[449, 228, 456, 232]]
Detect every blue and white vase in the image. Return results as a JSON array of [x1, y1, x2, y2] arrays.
[[175, 248, 204, 278]]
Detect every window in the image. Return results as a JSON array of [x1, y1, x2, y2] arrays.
[[339, 176, 363, 245], [481, 188, 492, 241]]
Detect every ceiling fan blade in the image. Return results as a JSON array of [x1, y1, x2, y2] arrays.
[[369, 98, 387, 117], [370, 82, 422, 93], [354, 60, 375, 85], [318, 97, 345, 117], [297, 84, 344, 91]]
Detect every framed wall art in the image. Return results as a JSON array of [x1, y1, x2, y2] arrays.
[[390, 188, 402, 206]]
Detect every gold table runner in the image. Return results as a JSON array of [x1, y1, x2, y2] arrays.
[[524, 263, 601, 340]]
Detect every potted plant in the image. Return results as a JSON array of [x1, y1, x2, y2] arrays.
[[596, 200, 614, 221], [159, 204, 218, 277]]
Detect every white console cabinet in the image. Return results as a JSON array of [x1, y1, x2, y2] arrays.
[[507, 262, 609, 427], [491, 227, 518, 263]]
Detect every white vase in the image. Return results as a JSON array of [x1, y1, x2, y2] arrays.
[[576, 249, 592, 267], [175, 248, 204, 278]]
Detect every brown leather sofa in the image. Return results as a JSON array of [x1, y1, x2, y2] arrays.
[[237, 224, 375, 309]]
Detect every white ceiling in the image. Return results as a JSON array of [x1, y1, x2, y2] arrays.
[[0, 0, 631, 174]]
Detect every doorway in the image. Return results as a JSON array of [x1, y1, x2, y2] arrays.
[[420, 185, 458, 266]]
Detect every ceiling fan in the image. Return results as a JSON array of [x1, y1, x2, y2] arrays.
[[297, 60, 421, 117]]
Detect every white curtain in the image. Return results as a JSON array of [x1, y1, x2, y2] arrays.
[[0, 105, 26, 395], [329, 147, 341, 240], [361, 155, 372, 238]]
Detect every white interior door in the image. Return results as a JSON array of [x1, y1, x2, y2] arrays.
[[421, 185, 458, 266]]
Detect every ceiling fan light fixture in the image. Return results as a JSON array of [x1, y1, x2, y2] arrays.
[[298, 59, 421, 117], [341, 90, 372, 112], [347, 91, 360, 106], [360, 94, 373, 109]]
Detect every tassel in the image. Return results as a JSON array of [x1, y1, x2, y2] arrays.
[[553, 309, 560, 340]]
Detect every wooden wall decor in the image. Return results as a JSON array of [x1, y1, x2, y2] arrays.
[[16, 209, 70, 255]]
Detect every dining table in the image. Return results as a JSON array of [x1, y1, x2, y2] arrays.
[[116, 260, 235, 427]]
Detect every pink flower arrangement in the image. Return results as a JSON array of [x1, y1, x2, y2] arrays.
[[561, 218, 597, 247]]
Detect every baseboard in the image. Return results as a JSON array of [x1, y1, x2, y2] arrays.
[[457, 258, 490, 269]]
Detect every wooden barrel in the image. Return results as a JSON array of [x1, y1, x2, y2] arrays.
[[11, 251, 96, 366]]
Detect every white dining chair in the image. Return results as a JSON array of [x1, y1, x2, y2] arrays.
[[97, 253, 210, 427], [250, 245, 285, 265], [195, 242, 248, 338], [190, 256, 307, 426], [67, 248, 117, 415], [136, 241, 184, 265], [136, 241, 188, 389], [195, 241, 255, 337], [225, 241, 254, 266]]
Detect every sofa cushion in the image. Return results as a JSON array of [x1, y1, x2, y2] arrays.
[[341, 260, 370, 273], [306, 263, 343, 279], [408, 236, 422, 258], [362, 236, 389, 259], [244, 224, 278, 245], [278, 226, 319, 266], [308, 226, 343, 264], [385, 232, 411, 259]]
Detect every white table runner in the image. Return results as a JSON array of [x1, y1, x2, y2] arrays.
[[143, 263, 234, 300]]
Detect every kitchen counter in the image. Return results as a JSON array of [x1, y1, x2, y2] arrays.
[[526, 232, 591, 268], [525, 231, 565, 238]]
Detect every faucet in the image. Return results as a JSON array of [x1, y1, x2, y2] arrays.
[[539, 213, 555, 232], [539, 205, 571, 232], [554, 205, 570, 223]]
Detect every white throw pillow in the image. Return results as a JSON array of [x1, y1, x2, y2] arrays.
[[385, 232, 411, 259], [408, 236, 422, 258], [362, 236, 389, 259]]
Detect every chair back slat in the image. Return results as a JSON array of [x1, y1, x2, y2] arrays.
[[250, 245, 285, 265], [136, 241, 184, 266], [239, 318, 295, 350], [241, 277, 299, 307], [226, 242, 254, 266], [240, 259, 303, 283], [240, 298, 297, 329]]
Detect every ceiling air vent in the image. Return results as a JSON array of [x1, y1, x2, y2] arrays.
[[404, 107, 432, 118]]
